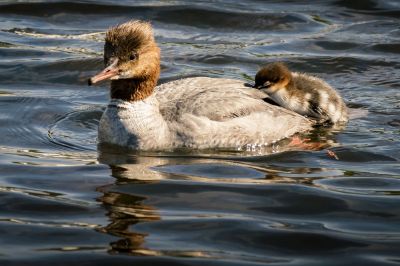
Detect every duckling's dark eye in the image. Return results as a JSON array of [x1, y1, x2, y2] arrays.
[[263, 81, 272, 88], [129, 53, 138, 61]]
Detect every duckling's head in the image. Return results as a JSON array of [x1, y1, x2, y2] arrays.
[[254, 62, 292, 94], [89, 20, 160, 85]]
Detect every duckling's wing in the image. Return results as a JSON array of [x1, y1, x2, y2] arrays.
[[155, 77, 276, 121], [307, 100, 329, 120]]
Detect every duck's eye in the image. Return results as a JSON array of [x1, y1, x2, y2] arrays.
[[129, 53, 138, 61]]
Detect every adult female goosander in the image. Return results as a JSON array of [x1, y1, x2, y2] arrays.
[[89, 20, 312, 150], [255, 62, 348, 124]]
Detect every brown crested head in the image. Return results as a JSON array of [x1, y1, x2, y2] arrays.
[[254, 62, 292, 93], [105, 20, 154, 53], [89, 20, 161, 101]]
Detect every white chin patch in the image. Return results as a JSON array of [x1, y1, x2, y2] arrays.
[[260, 87, 275, 94]]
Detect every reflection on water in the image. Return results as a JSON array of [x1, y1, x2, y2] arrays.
[[0, 0, 400, 265], [94, 146, 400, 265]]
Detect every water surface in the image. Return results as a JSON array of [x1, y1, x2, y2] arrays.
[[0, 1, 400, 265]]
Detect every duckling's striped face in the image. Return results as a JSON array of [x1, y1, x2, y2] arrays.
[[89, 20, 160, 85], [255, 62, 291, 94]]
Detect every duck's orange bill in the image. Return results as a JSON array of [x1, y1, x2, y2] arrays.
[[88, 58, 119, 86], [88, 68, 119, 86]]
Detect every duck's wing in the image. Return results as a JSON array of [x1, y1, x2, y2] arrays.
[[171, 110, 312, 149], [154, 77, 313, 148], [155, 77, 283, 121]]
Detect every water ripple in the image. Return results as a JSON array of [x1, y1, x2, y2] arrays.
[[1, 0, 400, 265]]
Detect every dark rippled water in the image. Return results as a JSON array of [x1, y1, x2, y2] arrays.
[[1, 1, 400, 265]]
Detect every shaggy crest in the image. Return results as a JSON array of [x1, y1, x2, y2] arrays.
[[105, 20, 155, 55]]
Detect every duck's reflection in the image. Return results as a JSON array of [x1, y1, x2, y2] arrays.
[[99, 190, 158, 254], [97, 147, 217, 257], [96, 145, 163, 254], [94, 130, 341, 255], [97, 144, 171, 181]]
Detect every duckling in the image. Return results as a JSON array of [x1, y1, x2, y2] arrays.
[[254, 62, 348, 125]]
